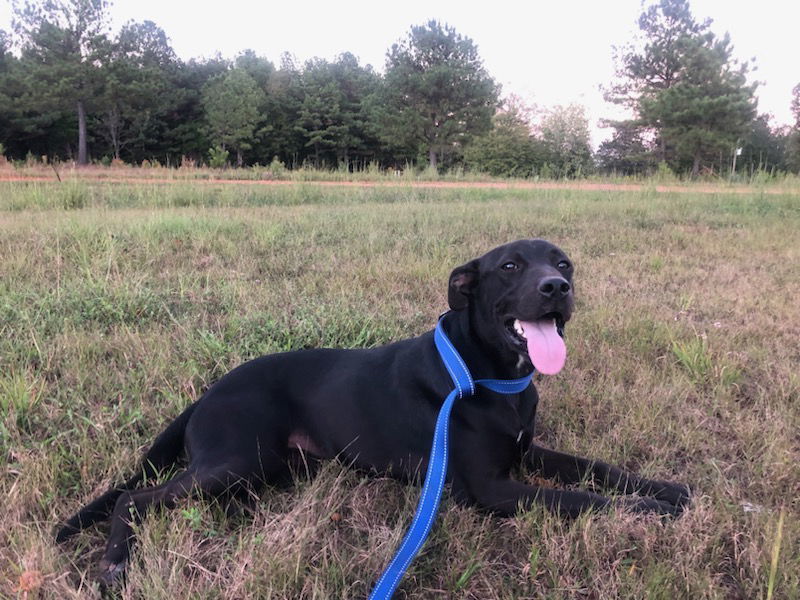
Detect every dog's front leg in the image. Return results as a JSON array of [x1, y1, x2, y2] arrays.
[[471, 478, 612, 518], [526, 445, 690, 512], [475, 477, 684, 518]]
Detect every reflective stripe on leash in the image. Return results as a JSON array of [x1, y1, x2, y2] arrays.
[[369, 316, 533, 600]]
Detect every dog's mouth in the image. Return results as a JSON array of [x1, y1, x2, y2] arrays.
[[504, 312, 567, 375]]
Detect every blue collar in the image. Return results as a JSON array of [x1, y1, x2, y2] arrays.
[[369, 316, 534, 599], [434, 315, 534, 398]]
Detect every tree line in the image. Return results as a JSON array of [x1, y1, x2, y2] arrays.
[[1, 0, 799, 177]]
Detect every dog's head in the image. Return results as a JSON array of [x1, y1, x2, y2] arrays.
[[448, 239, 574, 374]]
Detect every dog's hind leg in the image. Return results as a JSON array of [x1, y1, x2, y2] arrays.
[[56, 402, 198, 543], [97, 462, 256, 587]]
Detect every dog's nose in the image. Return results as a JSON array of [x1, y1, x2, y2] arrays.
[[538, 277, 571, 299]]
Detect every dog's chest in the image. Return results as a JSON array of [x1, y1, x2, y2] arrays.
[[511, 389, 538, 439]]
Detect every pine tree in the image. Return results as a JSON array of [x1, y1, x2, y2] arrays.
[[292, 54, 381, 168], [12, 0, 113, 165], [97, 20, 178, 161], [295, 68, 345, 168], [606, 0, 756, 176], [379, 20, 498, 170], [159, 56, 229, 163], [201, 68, 265, 167]]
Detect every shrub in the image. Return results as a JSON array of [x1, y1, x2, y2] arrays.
[[267, 156, 287, 178], [207, 146, 230, 169]]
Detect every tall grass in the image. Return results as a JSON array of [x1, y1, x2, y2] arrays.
[[1, 182, 798, 598], [4, 160, 800, 190]]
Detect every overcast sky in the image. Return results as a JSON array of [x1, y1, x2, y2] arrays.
[[1, 0, 797, 146]]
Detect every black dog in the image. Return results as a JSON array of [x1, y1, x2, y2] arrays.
[[56, 239, 690, 586]]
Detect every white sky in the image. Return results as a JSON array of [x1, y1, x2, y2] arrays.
[[1, 0, 798, 146]]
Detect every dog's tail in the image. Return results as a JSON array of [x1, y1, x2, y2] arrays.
[[55, 401, 198, 543]]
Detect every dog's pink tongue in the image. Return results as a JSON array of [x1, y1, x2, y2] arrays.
[[520, 319, 566, 375]]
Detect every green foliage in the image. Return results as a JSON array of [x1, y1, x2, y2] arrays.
[[786, 84, 800, 173], [464, 100, 595, 179], [378, 20, 499, 169], [0, 372, 43, 432], [96, 20, 180, 161], [538, 104, 594, 178], [0, 30, 10, 152], [671, 333, 741, 390], [596, 123, 656, 175], [207, 145, 229, 168], [293, 54, 381, 169], [738, 115, 790, 176], [606, 0, 757, 177], [268, 156, 287, 178], [654, 161, 677, 181], [12, 0, 113, 164], [246, 52, 305, 166], [462, 100, 542, 177], [671, 335, 713, 385], [59, 183, 88, 209], [641, 32, 756, 177], [202, 68, 265, 167], [2, 4, 785, 178], [788, 132, 800, 174]]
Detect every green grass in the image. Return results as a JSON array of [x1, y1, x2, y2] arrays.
[[1, 181, 798, 598]]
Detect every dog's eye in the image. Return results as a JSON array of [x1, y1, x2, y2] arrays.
[[557, 260, 570, 270], [501, 261, 518, 272]]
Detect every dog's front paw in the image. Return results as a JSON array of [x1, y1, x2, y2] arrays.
[[55, 523, 79, 544], [617, 496, 682, 517], [98, 558, 127, 590], [649, 480, 692, 510]]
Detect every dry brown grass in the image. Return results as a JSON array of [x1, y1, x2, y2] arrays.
[[2, 165, 800, 197], [1, 183, 798, 598]]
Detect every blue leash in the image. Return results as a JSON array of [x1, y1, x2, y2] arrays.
[[369, 317, 533, 600]]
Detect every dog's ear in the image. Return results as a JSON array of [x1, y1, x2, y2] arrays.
[[448, 260, 479, 310]]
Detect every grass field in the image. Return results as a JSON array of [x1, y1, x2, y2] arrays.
[[1, 180, 798, 599]]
